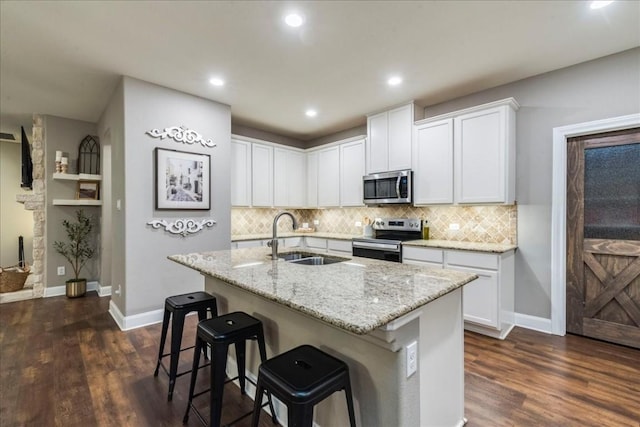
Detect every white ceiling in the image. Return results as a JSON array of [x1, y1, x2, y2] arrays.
[[1, 1, 639, 141]]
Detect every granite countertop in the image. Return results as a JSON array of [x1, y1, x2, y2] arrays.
[[169, 247, 477, 335], [231, 232, 358, 242], [403, 239, 517, 253], [232, 233, 517, 253]]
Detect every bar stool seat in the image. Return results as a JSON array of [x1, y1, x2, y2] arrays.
[[184, 311, 276, 427], [251, 344, 356, 427], [154, 291, 218, 401]]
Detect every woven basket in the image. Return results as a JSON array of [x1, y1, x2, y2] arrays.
[[0, 265, 30, 293]]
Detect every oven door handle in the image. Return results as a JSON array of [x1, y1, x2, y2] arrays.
[[352, 241, 401, 252]]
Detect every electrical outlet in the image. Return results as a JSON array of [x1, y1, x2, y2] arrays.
[[449, 223, 460, 230], [355, 221, 362, 227], [57, 266, 65, 276], [313, 219, 320, 226], [406, 341, 417, 378]]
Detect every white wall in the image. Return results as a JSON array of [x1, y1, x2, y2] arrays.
[[423, 48, 640, 319], [0, 140, 34, 267], [113, 77, 231, 316]]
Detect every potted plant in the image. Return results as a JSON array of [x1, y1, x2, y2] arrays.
[[53, 209, 96, 298]]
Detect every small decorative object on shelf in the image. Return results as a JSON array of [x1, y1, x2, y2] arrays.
[[60, 156, 69, 173], [55, 150, 63, 173], [53, 209, 96, 298], [78, 135, 100, 175], [76, 180, 100, 200]]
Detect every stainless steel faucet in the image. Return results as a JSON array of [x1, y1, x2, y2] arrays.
[[268, 211, 298, 260]]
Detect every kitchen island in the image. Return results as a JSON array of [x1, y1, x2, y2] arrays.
[[170, 247, 477, 427]]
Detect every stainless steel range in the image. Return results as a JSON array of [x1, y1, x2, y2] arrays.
[[352, 218, 422, 263]]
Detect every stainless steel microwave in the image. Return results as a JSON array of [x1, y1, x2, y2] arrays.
[[363, 170, 412, 205]]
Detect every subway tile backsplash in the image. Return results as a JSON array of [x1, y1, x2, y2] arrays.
[[232, 205, 517, 244]]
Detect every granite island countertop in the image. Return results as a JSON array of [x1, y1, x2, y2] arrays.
[[169, 247, 477, 335], [232, 233, 516, 253]]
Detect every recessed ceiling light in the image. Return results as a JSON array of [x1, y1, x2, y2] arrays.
[[387, 76, 403, 86], [590, 1, 614, 9], [285, 13, 304, 27], [209, 77, 225, 87], [305, 109, 317, 118]]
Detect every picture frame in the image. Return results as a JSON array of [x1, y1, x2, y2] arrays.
[[155, 148, 210, 210], [76, 180, 100, 200]]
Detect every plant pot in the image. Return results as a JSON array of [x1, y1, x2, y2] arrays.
[[66, 279, 87, 298]]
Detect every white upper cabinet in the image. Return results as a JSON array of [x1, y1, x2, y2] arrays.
[[274, 147, 306, 207], [413, 118, 454, 204], [251, 142, 273, 207], [366, 103, 415, 174], [413, 98, 518, 205], [231, 139, 252, 206], [306, 151, 319, 208], [454, 103, 516, 204], [340, 139, 365, 206], [317, 146, 341, 207]]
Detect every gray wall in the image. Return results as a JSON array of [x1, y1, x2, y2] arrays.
[[44, 115, 100, 286], [306, 124, 368, 148], [423, 48, 640, 318], [97, 79, 125, 310], [112, 77, 231, 316]]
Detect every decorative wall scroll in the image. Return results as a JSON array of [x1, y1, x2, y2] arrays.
[[147, 218, 216, 236], [155, 148, 210, 210], [146, 125, 216, 148]]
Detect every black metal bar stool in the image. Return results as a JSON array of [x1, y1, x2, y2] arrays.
[[251, 344, 357, 427], [154, 291, 218, 401], [183, 311, 277, 427]]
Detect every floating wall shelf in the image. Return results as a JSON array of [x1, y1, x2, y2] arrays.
[[52, 173, 102, 181], [52, 199, 102, 206]]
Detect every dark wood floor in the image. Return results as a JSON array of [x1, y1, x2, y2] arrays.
[[1, 293, 639, 427]]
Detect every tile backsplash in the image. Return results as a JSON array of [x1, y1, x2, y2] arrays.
[[232, 205, 517, 244]]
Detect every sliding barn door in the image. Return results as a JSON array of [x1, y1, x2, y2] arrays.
[[566, 128, 640, 348]]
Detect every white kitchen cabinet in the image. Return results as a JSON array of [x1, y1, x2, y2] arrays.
[[413, 119, 454, 204], [304, 237, 327, 251], [414, 98, 518, 205], [306, 151, 319, 208], [317, 146, 340, 207], [402, 246, 444, 269], [251, 143, 273, 207], [446, 250, 515, 339], [454, 101, 517, 204], [402, 246, 515, 339], [274, 147, 306, 207], [327, 239, 352, 255], [231, 139, 252, 206], [366, 103, 415, 174], [339, 139, 365, 207]]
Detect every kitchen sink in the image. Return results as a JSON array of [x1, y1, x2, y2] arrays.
[[271, 251, 349, 265]]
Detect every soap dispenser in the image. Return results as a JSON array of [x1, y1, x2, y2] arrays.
[[422, 221, 430, 240]]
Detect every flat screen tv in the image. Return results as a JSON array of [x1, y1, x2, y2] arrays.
[[21, 126, 33, 190]]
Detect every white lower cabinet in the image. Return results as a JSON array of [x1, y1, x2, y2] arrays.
[[402, 246, 444, 269], [327, 239, 352, 255], [304, 237, 327, 251], [402, 246, 515, 339]]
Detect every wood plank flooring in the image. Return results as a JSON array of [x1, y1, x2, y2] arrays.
[[1, 293, 639, 426]]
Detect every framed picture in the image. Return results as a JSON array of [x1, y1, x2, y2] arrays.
[[155, 148, 210, 210], [76, 180, 100, 200]]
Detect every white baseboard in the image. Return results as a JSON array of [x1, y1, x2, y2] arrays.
[[44, 281, 109, 297], [109, 302, 164, 331], [515, 312, 553, 334]]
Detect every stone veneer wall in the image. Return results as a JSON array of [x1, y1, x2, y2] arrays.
[[10, 115, 45, 300], [232, 204, 517, 244]]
